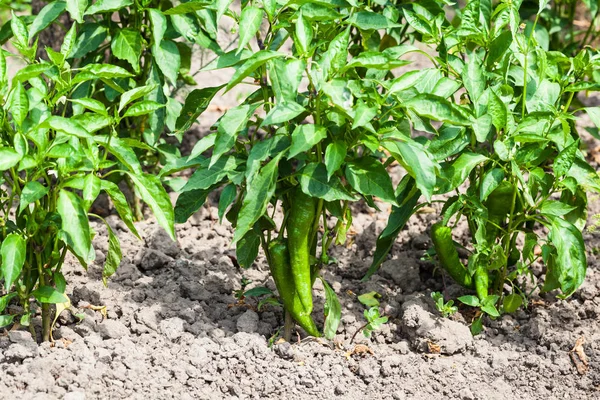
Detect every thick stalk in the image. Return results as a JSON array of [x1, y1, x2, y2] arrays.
[[283, 310, 293, 342]]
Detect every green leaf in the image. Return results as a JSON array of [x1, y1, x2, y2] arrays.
[[10, 12, 29, 47], [29, 1, 67, 41], [488, 89, 507, 131], [554, 139, 579, 177], [226, 50, 285, 91], [236, 230, 261, 268], [57, 190, 94, 263], [357, 291, 381, 308], [261, 102, 305, 127], [404, 94, 472, 126], [212, 105, 254, 166], [320, 277, 341, 340], [317, 28, 349, 81], [324, 141, 346, 180], [12, 63, 52, 84], [102, 223, 122, 286], [100, 180, 139, 238], [60, 23, 77, 57], [123, 100, 165, 118], [0, 293, 17, 313], [0, 148, 22, 171], [118, 85, 157, 113], [549, 217, 587, 297], [244, 286, 273, 297], [527, 80, 561, 113], [8, 82, 28, 128], [69, 23, 107, 58], [201, 48, 253, 71], [487, 31, 512, 68], [540, 200, 577, 217], [232, 154, 282, 243], [347, 11, 400, 30], [503, 294, 522, 313], [19, 181, 49, 214], [154, 40, 180, 85], [176, 85, 224, 132], [41, 116, 91, 138], [182, 156, 236, 192], [246, 135, 290, 184], [383, 140, 436, 202], [80, 63, 132, 78], [0, 50, 6, 84], [0, 315, 15, 328], [127, 173, 175, 240], [470, 316, 483, 335], [1, 234, 26, 291], [66, 0, 87, 23], [462, 52, 485, 104], [289, 124, 327, 159], [473, 114, 492, 143], [188, 133, 216, 161], [31, 286, 69, 304], [299, 163, 356, 202], [295, 11, 312, 55], [481, 304, 500, 317], [70, 98, 108, 115], [163, 0, 210, 15], [148, 8, 167, 44], [480, 168, 504, 201], [237, 6, 263, 54], [111, 28, 142, 72], [458, 295, 480, 307], [218, 184, 236, 223], [345, 158, 397, 205], [566, 158, 600, 192], [174, 189, 210, 223], [85, 0, 132, 14], [352, 101, 378, 129], [438, 152, 488, 193], [363, 177, 420, 281]]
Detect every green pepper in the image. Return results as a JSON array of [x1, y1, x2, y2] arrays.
[[287, 188, 316, 313], [431, 223, 473, 289], [484, 181, 518, 244], [474, 266, 489, 301], [269, 240, 320, 337]]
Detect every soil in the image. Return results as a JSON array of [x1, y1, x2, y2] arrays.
[[1, 190, 599, 399], [2, 12, 600, 400]]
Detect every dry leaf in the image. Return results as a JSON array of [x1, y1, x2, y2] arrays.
[[427, 341, 441, 354], [344, 344, 374, 359], [569, 336, 589, 375]]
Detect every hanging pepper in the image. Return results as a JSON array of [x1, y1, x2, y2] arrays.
[[430, 222, 473, 289], [269, 239, 320, 337], [287, 187, 316, 313]]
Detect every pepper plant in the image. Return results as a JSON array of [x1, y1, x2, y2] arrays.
[[0, 12, 175, 341], [0, 0, 228, 219], [173, 0, 432, 339], [173, 0, 600, 338], [388, 0, 600, 329]]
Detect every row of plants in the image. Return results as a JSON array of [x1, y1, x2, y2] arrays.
[[1, 0, 600, 341]]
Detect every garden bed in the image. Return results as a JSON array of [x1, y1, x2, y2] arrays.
[[1, 194, 598, 399]]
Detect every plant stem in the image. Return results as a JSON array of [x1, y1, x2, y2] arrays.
[[350, 322, 369, 344], [283, 310, 293, 342]]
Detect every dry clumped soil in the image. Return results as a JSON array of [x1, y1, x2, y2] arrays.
[[0, 193, 599, 399]]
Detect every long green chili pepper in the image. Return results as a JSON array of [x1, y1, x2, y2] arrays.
[[484, 181, 518, 244], [287, 187, 316, 313], [474, 265, 489, 301], [269, 239, 320, 337], [431, 223, 473, 289]]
